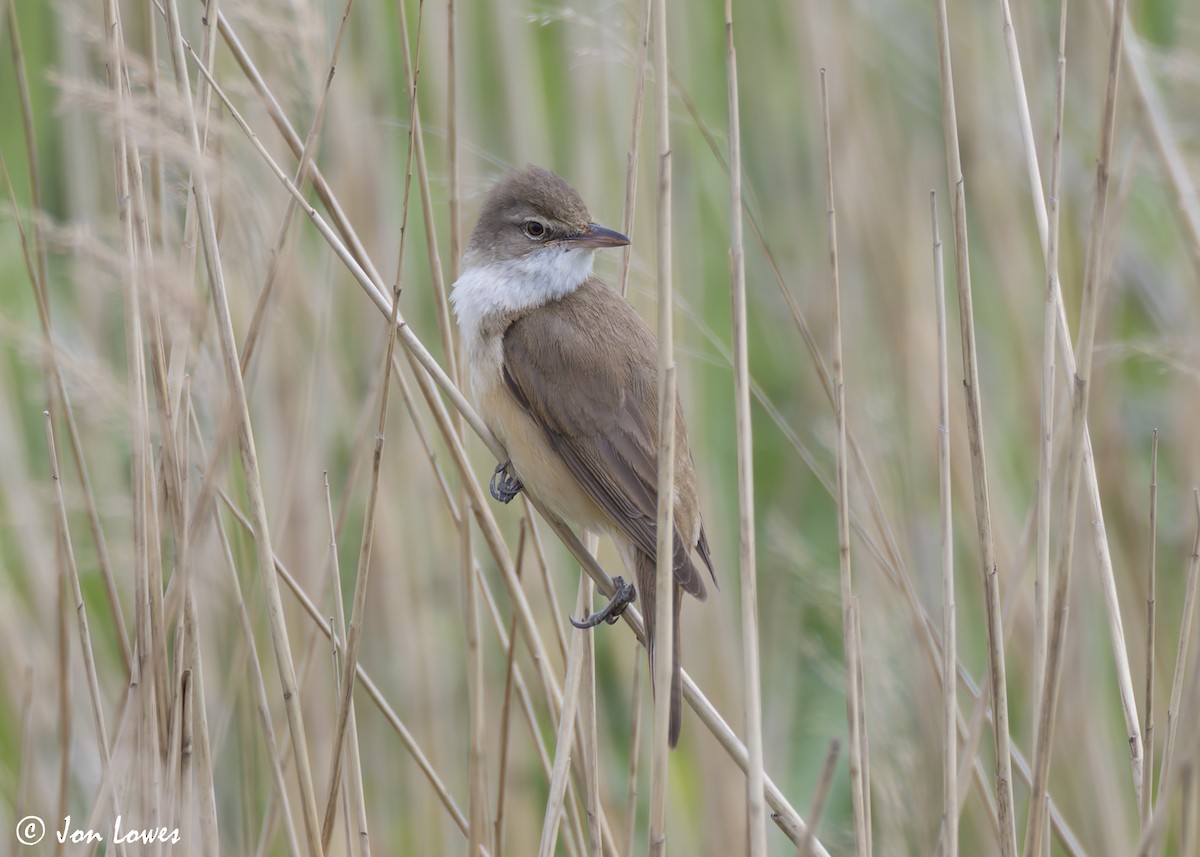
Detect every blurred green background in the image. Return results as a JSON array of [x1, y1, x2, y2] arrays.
[[1, 0, 1199, 854]]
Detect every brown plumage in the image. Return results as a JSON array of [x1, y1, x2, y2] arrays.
[[452, 166, 715, 747]]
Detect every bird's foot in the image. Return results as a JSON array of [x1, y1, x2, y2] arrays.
[[570, 576, 637, 629], [490, 461, 524, 503]]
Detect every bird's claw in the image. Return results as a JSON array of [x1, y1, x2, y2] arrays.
[[490, 461, 524, 503], [570, 576, 637, 629]]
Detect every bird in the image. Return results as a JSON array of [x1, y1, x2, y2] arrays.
[[450, 164, 715, 747]]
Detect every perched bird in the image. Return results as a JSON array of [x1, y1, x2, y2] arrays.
[[451, 165, 715, 747]]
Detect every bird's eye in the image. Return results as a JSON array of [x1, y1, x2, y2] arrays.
[[523, 220, 548, 240]]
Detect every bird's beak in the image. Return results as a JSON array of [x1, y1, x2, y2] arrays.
[[562, 223, 630, 249]]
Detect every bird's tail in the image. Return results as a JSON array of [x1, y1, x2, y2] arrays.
[[637, 552, 684, 748]]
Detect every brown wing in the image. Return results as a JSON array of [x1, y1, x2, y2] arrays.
[[501, 279, 707, 600]]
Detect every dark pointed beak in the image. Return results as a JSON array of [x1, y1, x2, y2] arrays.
[[563, 223, 630, 249]]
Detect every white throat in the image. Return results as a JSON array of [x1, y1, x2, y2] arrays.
[[451, 246, 595, 340]]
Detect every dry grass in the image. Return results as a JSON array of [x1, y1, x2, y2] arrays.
[[3, 0, 1200, 855]]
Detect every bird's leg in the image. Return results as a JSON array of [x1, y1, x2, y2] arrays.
[[490, 460, 524, 503], [570, 576, 637, 629]]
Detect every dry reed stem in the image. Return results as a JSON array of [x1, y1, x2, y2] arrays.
[[191, 0, 219, 148], [1157, 491, 1200, 809], [1142, 432, 1159, 828], [1185, 771, 1199, 857], [1070, 216, 1145, 808], [447, 0, 461, 283], [322, 473, 371, 857], [147, 439, 172, 768], [1002, 0, 1144, 799], [1134, 491, 1200, 857], [799, 740, 841, 857], [1032, 10, 1070, 840], [56, 468, 72, 854], [931, 1, 1018, 851], [142, 0, 166, 252], [852, 598, 871, 855], [5, 3, 131, 675], [994, 0, 1048, 255], [524, 507, 572, 669], [649, 0, 676, 850], [17, 665, 34, 832], [618, 0, 652, 298], [330, 645, 354, 857], [727, 5, 766, 855], [167, 383, 192, 818], [580, 530, 602, 857], [820, 65, 868, 857], [1135, 432, 1160, 831], [1033, 0, 1068, 757], [439, 0, 490, 843], [179, 669, 193, 854], [342, 573, 372, 852], [183, 594, 220, 857], [161, 1, 325, 853], [180, 381, 215, 857], [494, 521, 528, 857], [624, 648, 644, 856], [461, 368, 489, 857], [538, 577, 591, 857], [1132, 772, 1173, 855], [931, 191, 957, 857], [1025, 2, 1128, 852], [397, 0, 457, 389], [649, 360, 676, 857]]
